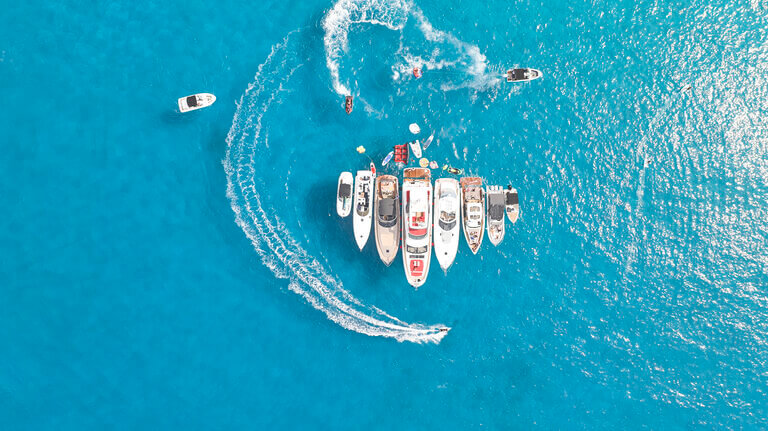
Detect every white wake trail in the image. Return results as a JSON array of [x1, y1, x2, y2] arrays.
[[224, 31, 449, 344], [322, 0, 497, 97]]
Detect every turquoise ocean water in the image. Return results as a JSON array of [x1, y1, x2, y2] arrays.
[[2, 0, 768, 428]]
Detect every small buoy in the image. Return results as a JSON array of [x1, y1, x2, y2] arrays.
[[413, 67, 422, 78], [419, 158, 429, 168], [409, 123, 421, 134], [356, 145, 366, 154]]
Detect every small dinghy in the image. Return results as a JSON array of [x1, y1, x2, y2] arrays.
[[409, 123, 421, 134], [382, 151, 394, 166], [504, 185, 519, 223], [345, 96, 353, 114], [178, 93, 216, 112], [460, 177, 485, 254], [336, 172, 353, 218], [434, 178, 461, 271], [402, 168, 433, 288], [486, 185, 505, 246], [506, 68, 543, 83], [374, 175, 401, 266], [353, 169, 374, 250], [409, 140, 422, 158]]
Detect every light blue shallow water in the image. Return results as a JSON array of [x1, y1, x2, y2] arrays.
[[2, 0, 768, 428]]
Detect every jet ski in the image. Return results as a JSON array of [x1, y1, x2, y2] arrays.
[[336, 172, 353, 217], [345, 96, 353, 114], [506, 68, 543, 83]]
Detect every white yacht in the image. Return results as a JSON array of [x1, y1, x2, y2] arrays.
[[178, 93, 216, 112], [353, 170, 374, 250], [504, 185, 519, 223], [401, 168, 432, 288], [433, 178, 461, 271], [374, 175, 400, 266], [486, 185, 505, 246], [460, 177, 485, 254], [336, 172, 353, 217], [506, 68, 542, 83]]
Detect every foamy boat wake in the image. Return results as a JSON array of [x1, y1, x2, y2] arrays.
[[224, 31, 448, 344], [322, 0, 498, 96]]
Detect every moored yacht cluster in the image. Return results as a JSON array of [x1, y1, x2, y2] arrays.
[[336, 166, 520, 288]]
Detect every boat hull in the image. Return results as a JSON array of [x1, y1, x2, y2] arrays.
[[374, 176, 400, 266], [433, 179, 461, 271], [336, 172, 353, 218], [460, 177, 485, 254], [402, 168, 432, 288], [353, 170, 374, 250], [486, 186, 506, 246], [178, 93, 216, 112]]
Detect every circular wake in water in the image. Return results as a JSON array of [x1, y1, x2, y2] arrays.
[[224, 31, 448, 344]]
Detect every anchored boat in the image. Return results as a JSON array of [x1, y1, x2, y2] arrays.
[[460, 177, 485, 254], [433, 178, 461, 271], [374, 175, 401, 266], [402, 168, 433, 288], [506, 68, 542, 83], [353, 170, 374, 250], [486, 185, 505, 246], [178, 93, 216, 112], [336, 172, 353, 217], [504, 185, 519, 223]]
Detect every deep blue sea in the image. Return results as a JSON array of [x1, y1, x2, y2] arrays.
[[3, 0, 768, 428]]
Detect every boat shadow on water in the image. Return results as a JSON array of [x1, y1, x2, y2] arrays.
[[302, 181, 385, 283]]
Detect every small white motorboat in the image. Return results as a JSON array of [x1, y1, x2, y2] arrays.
[[336, 172, 353, 218], [402, 168, 432, 288], [460, 177, 485, 254], [486, 185, 505, 246], [433, 178, 461, 271], [409, 140, 422, 158], [504, 185, 519, 223], [409, 123, 421, 134], [353, 170, 374, 250], [178, 93, 216, 112], [374, 175, 401, 266], [506, 68, 542, 83]]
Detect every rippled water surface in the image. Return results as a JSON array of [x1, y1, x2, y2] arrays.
[[2, 0, 767, 428]]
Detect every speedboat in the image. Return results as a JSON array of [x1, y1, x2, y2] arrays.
[[353, 169, 374, 250], [374, 175, 400, 266], [506, 68, 542, 83], [486, 185, 505, 246], [433, 178, 461, 271], [178, 93, 216, 112], [504, 185, 519, 223], [460, 177, 485, 254], [401, 168, 432, 288], [336, 172, 353, 217]]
